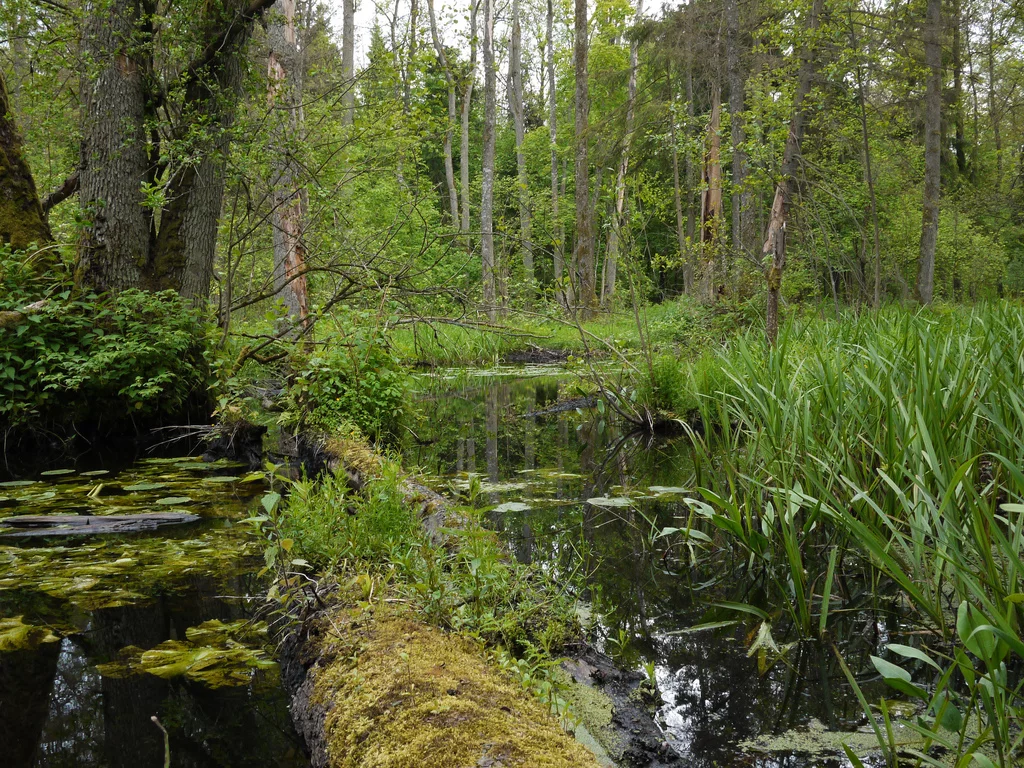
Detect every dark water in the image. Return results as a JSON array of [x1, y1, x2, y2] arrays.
[[402, 366, 897, 767], [0, 451, 307, 768]]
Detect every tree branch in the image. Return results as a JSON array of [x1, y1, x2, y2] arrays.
[[41, 170, 79, 213]]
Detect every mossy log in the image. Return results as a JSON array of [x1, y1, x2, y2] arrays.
[[288, 603, 603, 768], [1, 512, 200, 536], [283, 430, 681, 767], [0, 299, 46, 330], [0, 71, 51, 251]]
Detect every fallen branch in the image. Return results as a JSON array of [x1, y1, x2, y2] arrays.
[[42, 170, 79, 213], [0, 299, 47, 330]]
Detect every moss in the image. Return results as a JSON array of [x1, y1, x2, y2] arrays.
[[309, 603, 602, 768], [552, 669, 623, 760], [0, 71, 51, 252]]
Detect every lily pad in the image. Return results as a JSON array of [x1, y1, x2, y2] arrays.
[[40, 469, 76, 477], [0, 480, 36, 488], [493, 501, 531, 513], [122, 482, 169, 492], [80, 470, 110, 477], [201, 476, 238, 484], [648, 486, 689, 495], [0, 616, 61, 652], [586, 496, 633, 508], [97, 637, 277, 688], [155, 496, 192, 505]]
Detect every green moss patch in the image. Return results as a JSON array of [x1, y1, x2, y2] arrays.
[[309, 606, 602, 768]]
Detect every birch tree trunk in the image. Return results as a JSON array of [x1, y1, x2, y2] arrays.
[[480, 0, 497, 321], [763, 0, 824, 345], [267, 0, 309, 325], [547, 0, 566, 307], [427, 0, 459, 223], [602, 0, 643, 309], [460, 0, 478, 237], [669, 66, 689, 294], [510, 0, 534, 292], [342, 0, 355, 125], [573, 0, 595, 317], [699, 85, 723, 300], [917, 0, 941, 305]]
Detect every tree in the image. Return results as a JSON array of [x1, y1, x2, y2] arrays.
[[917, 0, 941, 304], [481, 0, 497, 320], [763, 0, 825, 344], [0, 69, 50, 252], [267, 0, 309, 326], [427, 0, 460, 223], [573, 0, 596, 316], [725, 0, 751, 255], [75, 0, 277, 299], [510, 0, 534, 291], [548, 0, 566, 306], [602, 0, 643, 309], [342, 0, 355, 125], [460, 0, 479, 237]]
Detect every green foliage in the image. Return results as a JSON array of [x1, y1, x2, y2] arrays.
[[655, 304, 1024, 765], [0, 252, 209, 428], [284, 310, 407, 438], [275, 461, 579, 657]]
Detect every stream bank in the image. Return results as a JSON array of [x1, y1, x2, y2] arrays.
[[276, 433, 680, 768]]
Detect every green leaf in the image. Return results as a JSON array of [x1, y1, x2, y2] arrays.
[[887, 643, 942, 672], [871, 655, 911, 683], [261, 492, 282, 514]]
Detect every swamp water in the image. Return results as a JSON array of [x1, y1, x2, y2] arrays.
[[0, 452, 307, 768], [402, 365, 907, 768]]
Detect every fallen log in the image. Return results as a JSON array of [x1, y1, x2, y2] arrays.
[[1, 512, 200, 536]]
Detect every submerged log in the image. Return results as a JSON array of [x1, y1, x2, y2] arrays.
[[1, 512, 200, 536]]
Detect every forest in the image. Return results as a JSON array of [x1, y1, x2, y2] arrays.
[[1, 0, 1024, 765]]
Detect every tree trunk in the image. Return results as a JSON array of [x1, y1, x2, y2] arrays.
[[952, 0, 966, 174], [763, 0, 824, 345], [917, 0, 941, 305], [573, 0, 595, 317], [602, 0, 643, 309], [342, 0, 355, 125], [427, 0, 459, 223], [849, 10, 882, 308], [987, 7, 1002, 188], [460, 0, 478, 237], [77, 0, 150, 293], [480, 0, 497, 321], [725, 0, 750, 257], [0, 70, 51, 251], [548, 0, 565, 307], [669, 66, 689, 295], [700, 84, 724, 301], [510, 0, 534, 292], [267, 0, 309, 325]]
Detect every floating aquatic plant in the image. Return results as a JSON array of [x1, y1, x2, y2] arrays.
[[0, 615, 61, 652]]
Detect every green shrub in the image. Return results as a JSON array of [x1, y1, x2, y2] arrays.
[[287, 310, 407, 438], [0, 250, 209, 429]]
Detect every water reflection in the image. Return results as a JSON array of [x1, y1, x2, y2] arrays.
[[404, 369, 893, 768], [0, 455, 307, 768]]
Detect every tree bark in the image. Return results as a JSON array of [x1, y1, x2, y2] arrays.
[[725, 0, 750, 257], [266, 0, 309, 325], [427, 0, 460, 223], [917, 0, 941, 305], [763, 0, 824, 345], [573, 0, 595, 317], [480, 0, 497, 321], [548, 0, 566, 307], [0, 70, 51, 251], [700, 84, 724, 300], [510, 0, 534, 293], [602, 0, 643, 309], [952, 0, 966, 174], [76, 0, 150, 293], [460, 0, 478, 237], [669, 66, 689, 295], [342, 0, 355, 125]]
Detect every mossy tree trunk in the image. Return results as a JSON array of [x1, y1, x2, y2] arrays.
[[0, 70, 52, 251], [75, 0, 274, 299]]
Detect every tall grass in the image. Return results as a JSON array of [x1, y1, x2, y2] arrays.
[[670, 303, 1024, 765]]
